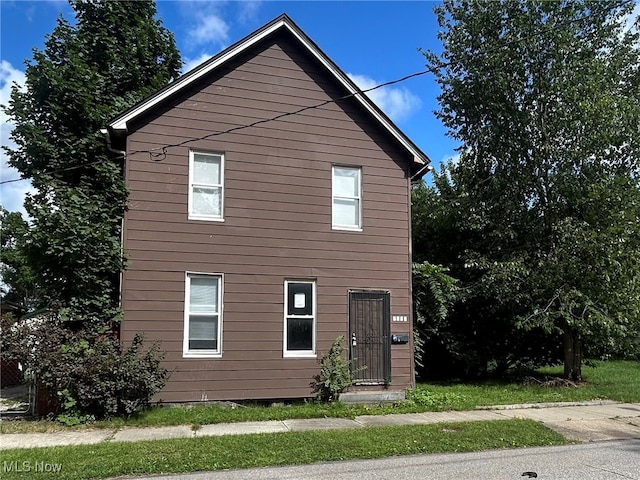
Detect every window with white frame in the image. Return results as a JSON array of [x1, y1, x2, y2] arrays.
[[189, 151, 224, 220], [184, 273, 222, 357], [332, 166, 361, 230], [284, 280, 316, 357]]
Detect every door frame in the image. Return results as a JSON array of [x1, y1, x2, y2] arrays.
[[348, 290, 391, 385]]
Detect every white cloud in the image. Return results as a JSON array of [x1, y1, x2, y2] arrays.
[[179, 2, 264, 63], [347, 73, 421, 123], [182, 52, 214, 75], [238, 1, 262, 24], [0, 61, 25, 128], [0, 60, 33, 217], [440, 153, 460, 166], [188, 13, 230, 48]]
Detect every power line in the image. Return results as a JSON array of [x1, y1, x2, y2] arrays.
[[1, 0, 635, 186], [134, 0, 636, 162], [1, 68, 430, 185], [136, 70, 431, 161]]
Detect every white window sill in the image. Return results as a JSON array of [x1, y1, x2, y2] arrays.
[[188, 215, 225, 222], [332, 226, 362, 232], [183, 351, 222, 359], [283, 352, 317, 359]]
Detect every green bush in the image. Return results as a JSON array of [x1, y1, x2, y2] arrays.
[[1, 315, 168, 420], [312, 336, 355, 402]]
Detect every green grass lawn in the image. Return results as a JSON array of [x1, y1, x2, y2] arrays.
[[415, 360, 640, 410], [0, 419, 568, 480], [1, 360, 638, 434]]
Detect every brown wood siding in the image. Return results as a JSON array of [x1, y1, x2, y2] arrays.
[[120, 31, 415, 402]]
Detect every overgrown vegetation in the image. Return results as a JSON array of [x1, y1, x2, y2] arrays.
[[1, 316, 168, 421], [412, 261, 459, 374], [413, 0, 640, 380], [0, 0, 181, 419], [312, 336, 357, 401]]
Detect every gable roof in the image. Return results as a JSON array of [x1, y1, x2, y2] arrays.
[[107, 14, 430, 170]]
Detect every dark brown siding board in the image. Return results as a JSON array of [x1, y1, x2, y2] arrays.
[[126, 147, 408, 187], [124, 209, 408, 231], [120, 32, 415, 402], [125, 182, 408, 212], [133, 105, 389, 146], [164, 368, 317, 383], [167, 375, 317, 389], [147, 112, 403, 161], [166, 363, 321, 379], [123, 261, 410, 278], [125, 276, 409, 298], [124, 215, 408, 238], [128, 132, 409, 172], [125, 236, 406, 257], [126, 225, 409, 245], [166, 377, 315, 392], [129, 259, 408, 289], [153, 109, 400, 149], [125, 201, 407, 222], [142, 109, 409, 156], [125, 160, 408, 191], [127, 246, 409, 266]]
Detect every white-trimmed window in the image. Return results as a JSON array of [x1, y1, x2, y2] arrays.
[[283, 280, 316, 357], [332, 166, 361, 230], [184, 273, 222, 357], [189, 151, 224, 221]]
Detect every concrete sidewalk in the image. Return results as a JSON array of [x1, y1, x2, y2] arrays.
[[1, 400, 639, 450]]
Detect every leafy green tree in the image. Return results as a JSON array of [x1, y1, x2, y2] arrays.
[[412, 259, 458, 376], [0, 208, 38, 313], [420, 0, 640, 380], [4, 0, 181, 328], [2, 0, 181, 417]]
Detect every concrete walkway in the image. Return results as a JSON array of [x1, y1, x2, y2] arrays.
[[1, 401, 639, 450]]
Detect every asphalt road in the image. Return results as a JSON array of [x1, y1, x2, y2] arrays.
[[129, 439, 640, 480]]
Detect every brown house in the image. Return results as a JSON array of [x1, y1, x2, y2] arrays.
[[105, 14, 431, 403]]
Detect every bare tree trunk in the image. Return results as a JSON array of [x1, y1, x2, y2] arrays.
[[563, 329, 583, 381]]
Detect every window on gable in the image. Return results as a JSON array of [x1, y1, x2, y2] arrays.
[[184, 273, 222, 357], [189, 151, 224, 221], [332, 166, 361, 230], [283, 280, 316, 357]]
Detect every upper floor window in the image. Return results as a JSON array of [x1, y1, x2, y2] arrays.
[[332, 166, 361, 230], [184, 273, 223, 357], [189, 151, 224, 221]]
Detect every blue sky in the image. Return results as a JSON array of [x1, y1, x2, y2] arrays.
[[1, 1, 458, 215]]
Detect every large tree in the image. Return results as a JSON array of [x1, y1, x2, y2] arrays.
[[4, 0, 181, 329], [0, 208, 38, 313], [2, 0, 181, 417], [418, 0, 640, 380]]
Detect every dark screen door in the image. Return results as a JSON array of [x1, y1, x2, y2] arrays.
[[349, 291, 391, 384]]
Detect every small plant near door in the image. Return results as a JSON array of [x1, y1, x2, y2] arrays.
[[312, 336, 359, 402]]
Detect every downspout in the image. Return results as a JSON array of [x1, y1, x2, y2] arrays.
[[100, 128, 127, 336]]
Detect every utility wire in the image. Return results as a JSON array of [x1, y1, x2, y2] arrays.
[[134, 70, 431, 161], [0, 70, 428, 186], [1, 0, 635, 186]]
